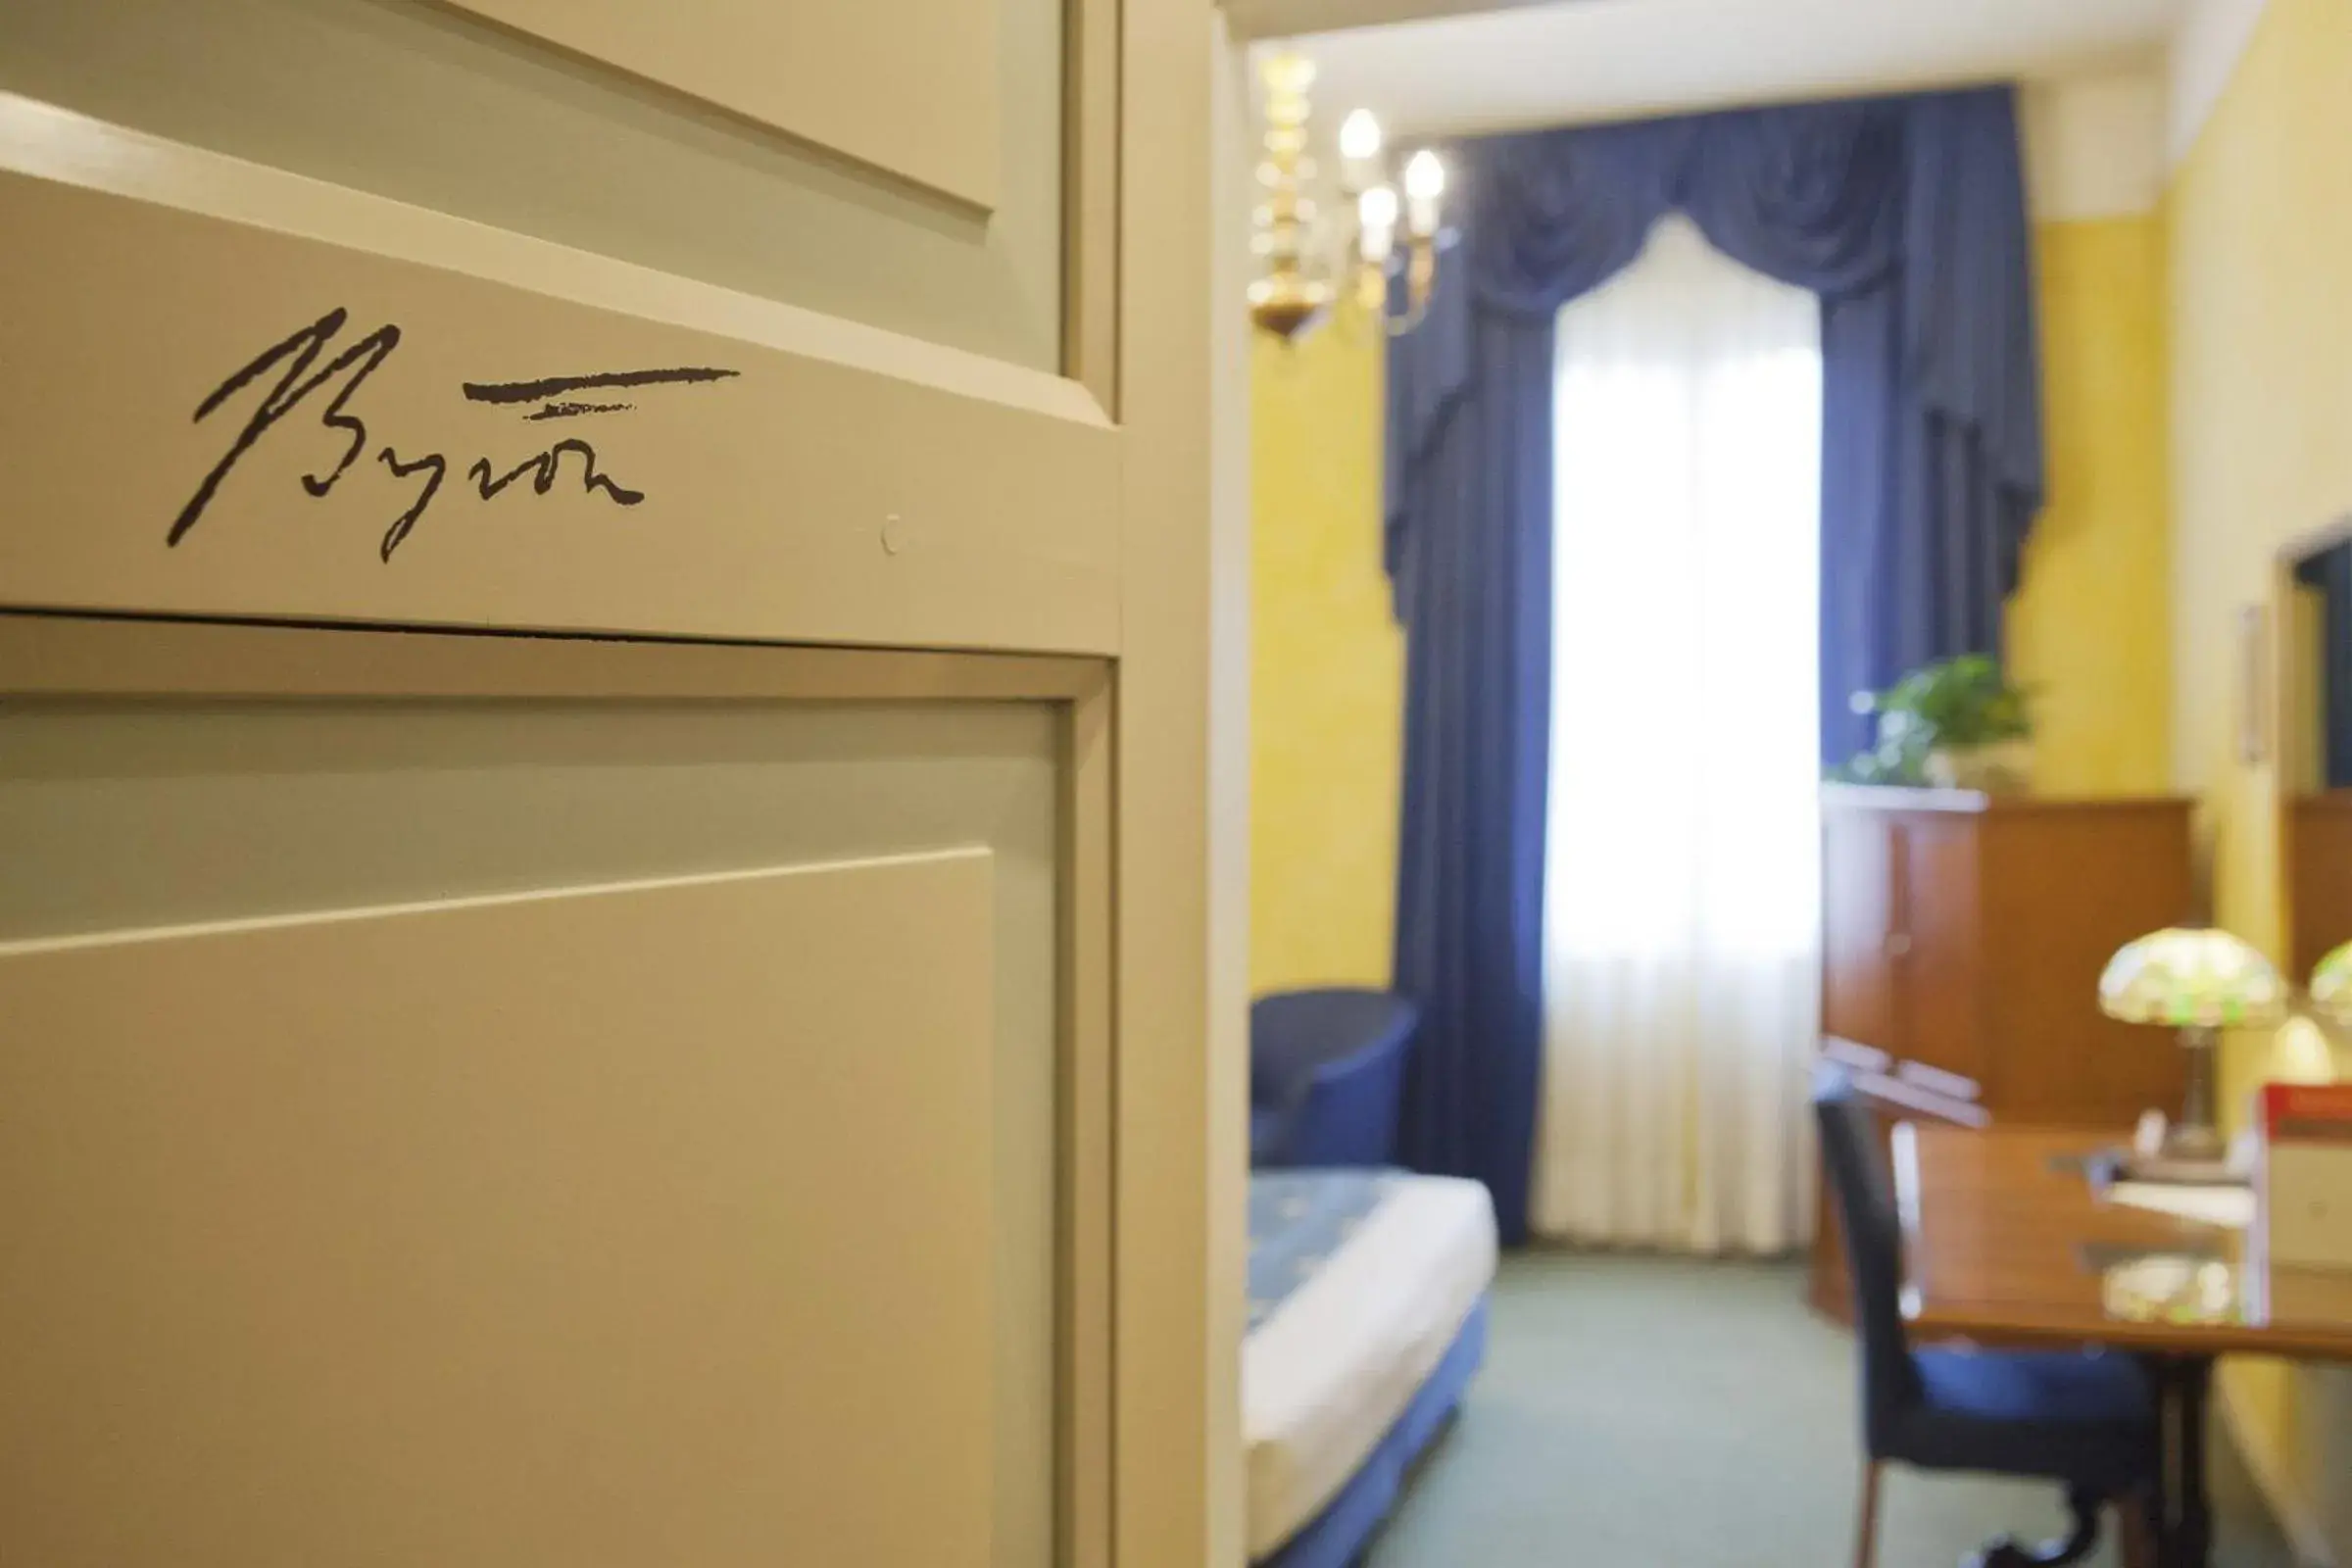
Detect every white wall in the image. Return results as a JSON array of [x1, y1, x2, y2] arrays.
[[2169, 0, 2274, 165], [2022, 67, 2169, 221]]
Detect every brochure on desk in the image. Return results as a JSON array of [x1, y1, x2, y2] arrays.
[[2257, 1083, 2352, 1273]]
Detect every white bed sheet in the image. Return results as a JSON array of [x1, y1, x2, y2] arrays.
[[1243, 1174, 1497, 1560]]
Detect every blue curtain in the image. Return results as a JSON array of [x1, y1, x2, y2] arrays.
[[1386, 87, 2043, 1244]]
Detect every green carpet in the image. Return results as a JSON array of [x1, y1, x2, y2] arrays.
[[1366, 1252, 2296, 1567]]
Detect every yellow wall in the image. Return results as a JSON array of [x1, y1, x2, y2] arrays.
[[1248, 220, 2175, 989], [1250, 325, 1404, 993], [2167, 0, 2352, 1546], [2007, 217, 2174, 795]]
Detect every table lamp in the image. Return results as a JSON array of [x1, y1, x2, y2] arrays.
[[2098, 927, 2285, 1173], [2311, 940, 2352, 1027]]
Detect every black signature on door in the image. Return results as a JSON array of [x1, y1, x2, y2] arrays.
[[169, 307, 740, 562]]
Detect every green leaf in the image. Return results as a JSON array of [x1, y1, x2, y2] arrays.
[[1834, 653, 2033, 781]]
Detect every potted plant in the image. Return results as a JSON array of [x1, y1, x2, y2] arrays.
[[1835, 655, 2035, 793]]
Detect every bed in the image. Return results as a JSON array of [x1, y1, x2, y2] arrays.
[[1245, 1170, 1497, 1568]]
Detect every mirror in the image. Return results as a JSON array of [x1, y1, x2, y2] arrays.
[[2287, 534, 2352, 792], [2276, 518, 2352, 979]]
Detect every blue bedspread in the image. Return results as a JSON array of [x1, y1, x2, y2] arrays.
[[1247, 1169, 1399, 1333], [1246, 1170, 1488, 1568]]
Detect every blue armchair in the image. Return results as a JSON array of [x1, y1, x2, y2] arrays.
[[1250, 989, 1418, 1169]]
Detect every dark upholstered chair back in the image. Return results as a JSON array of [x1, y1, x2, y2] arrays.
[[1250, 989, 1419, 1168], [1812, 1065, 1924, 1452]]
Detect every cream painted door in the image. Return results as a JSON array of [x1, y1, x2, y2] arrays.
[[0, 4, 1222, 1567]]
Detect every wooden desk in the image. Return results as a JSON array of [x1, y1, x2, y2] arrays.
[[1893, 1124, 2352, 1568]]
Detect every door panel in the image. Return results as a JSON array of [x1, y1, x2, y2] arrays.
[[442, 0, 1002, 210], [0, 695, 1064, 1568], [1900, 816, 1986, 1091], [1821, 807, 1899, 1052], [0, 157, 1114, 650], [0, 0, 1174, 1547], [0, 0, 1064, 368], [0, 856, 995, 1568], [1981, 810, 2192, 1125]]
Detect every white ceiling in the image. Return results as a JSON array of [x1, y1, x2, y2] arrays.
[[1282, 0, 2187, 140]]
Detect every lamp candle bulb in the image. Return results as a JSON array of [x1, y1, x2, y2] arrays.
[[1357, 183, 1397, 266], [1403, 149, 1445, 238], [1338, 109, 1383, 190]]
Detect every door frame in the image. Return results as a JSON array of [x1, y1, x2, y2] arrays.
[[1118, 5, 1250, 1567]]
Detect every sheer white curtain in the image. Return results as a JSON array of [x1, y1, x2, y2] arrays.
[[1530, 217, 1823, 1256]]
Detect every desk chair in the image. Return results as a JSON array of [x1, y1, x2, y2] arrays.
[[1814, 1068, 2160, 1568], [1249, 989, 1417, 1168]]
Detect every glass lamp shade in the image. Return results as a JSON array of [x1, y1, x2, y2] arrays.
[[2098, 927, 2286, 1029], [2312, 940, 2352, 1025]]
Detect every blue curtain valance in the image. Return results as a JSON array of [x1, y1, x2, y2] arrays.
[[1383, 86, 2044, 1244], [1389, 88, 2043, 684]]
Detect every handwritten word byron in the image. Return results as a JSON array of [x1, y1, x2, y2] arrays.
[[169, 307, 739, 562]]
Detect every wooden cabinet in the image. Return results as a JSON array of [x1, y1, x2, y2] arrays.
[[2287, 792, 2352, 975], [1810, 787, 2195, 1318]]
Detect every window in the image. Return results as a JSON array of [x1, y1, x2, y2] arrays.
[[1533, 216, 1822, 1253], [1545, 216, 1822, 960]]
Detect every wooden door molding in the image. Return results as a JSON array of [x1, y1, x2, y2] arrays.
[[1062, 0, 1123, 413], [436, 0, 1004, 212], [0, 612, 1121, 1568], [0, 612, 1106, 703], [0, 104, 1118, 655], [0, 1, 1073, 373], [1821, 803, 1901, 1052], [1899, 814, 1986, 1092], [1113, 6, 1244, 1568]]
